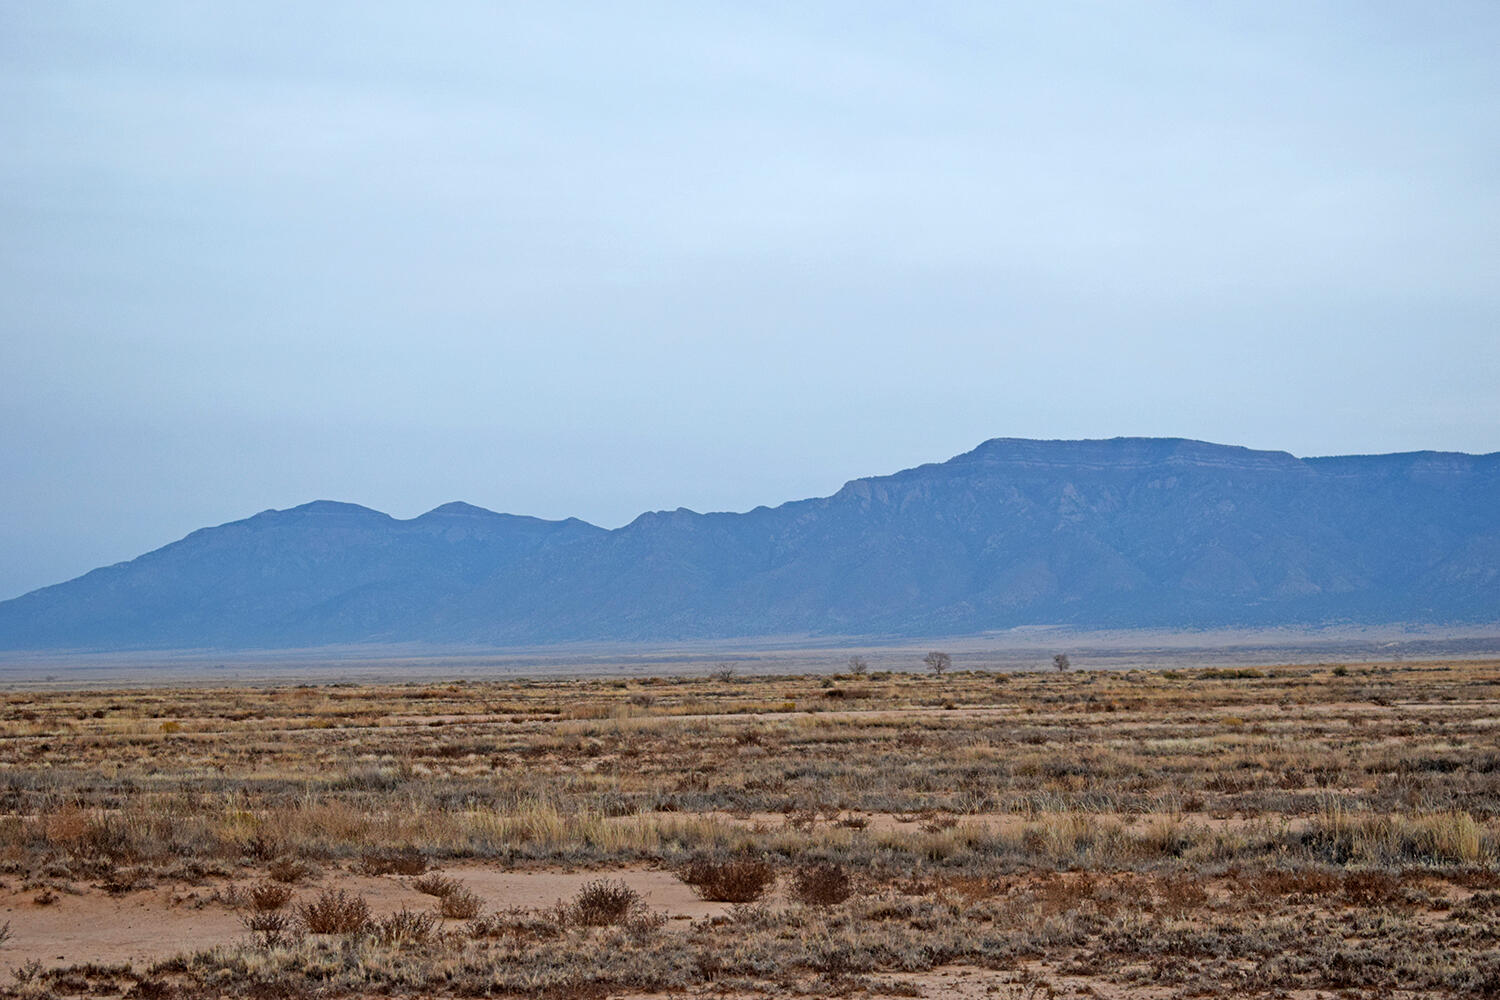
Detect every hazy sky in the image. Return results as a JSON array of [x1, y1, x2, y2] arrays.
[[2, 2, 1497, 600]]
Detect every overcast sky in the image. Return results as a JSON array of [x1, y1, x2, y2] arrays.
[[2, 2, 1497, 600]]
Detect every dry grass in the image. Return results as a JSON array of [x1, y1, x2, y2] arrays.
[[374, 907, 437, 946], [2, 659, 1498, 997]]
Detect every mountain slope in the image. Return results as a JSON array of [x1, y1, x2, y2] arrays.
[[0, 500, 604, 648], [2, 438, 1496, 649]]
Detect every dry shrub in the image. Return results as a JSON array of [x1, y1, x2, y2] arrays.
[[241, 910, 299, 949], [361, 847, 427, 876], [679, 855, 776, 903], [784, 809, 817, 832], [297, 888, 371, 934], [437, 887, 483, 920], [43, 806, 92, 848], [1032, 873, 1082, 915], [790, 862, 854, 906], [47, 810, 131, 862], [375, 907, 437, 945], [1155, 875, 1209, 915], [1448, 868, 1500, 890], [241, 832, 285, 862], [411, 872, 460, 897], [568, 878, 642, 926], [1242, 870, 1340, 898], [1341, 872, 1400, 907], [247, 882, 295, 912], [919, 814, 959, 834], [941, 875, 1003, 903], [466, 906, 563, 942], [99, 865, 146, 895]]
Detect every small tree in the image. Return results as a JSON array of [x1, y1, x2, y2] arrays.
[[922, 651, 951, 678], [847, 655, 868, 676], [1052, 653, 1071, 672]]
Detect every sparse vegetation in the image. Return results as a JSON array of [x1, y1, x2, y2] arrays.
[[0, 660, 1497, 997]]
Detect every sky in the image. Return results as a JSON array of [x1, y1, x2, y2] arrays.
[[1, 2, 1497, 601]]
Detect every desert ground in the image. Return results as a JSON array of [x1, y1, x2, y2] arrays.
[[0, 658, 1497, 998]]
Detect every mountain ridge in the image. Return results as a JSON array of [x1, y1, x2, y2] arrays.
[[2, 437, 1496, 650]]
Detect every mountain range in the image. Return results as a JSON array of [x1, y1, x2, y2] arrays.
[[1, 437, 1496, 650]]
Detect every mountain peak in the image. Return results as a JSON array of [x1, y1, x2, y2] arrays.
[[283, 500, 390, 518], [418, 501, 501, 519]]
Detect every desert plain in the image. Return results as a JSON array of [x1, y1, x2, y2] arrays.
[[0, 657, 1497, 999]]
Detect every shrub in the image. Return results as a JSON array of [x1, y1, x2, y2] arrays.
[[297, 888, 370, 934], [569, 878, 642, 926], [247, 882, 295, 912], [466, 906, 564, 942], [411, 873, 460, 897], [678, 856, 776, 903], [375, 907, 437, 945], [437, 887, 483, 920], [789, 862, 854, 906], [241, 910, 299, 948], [241, 832, 285, 863]]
